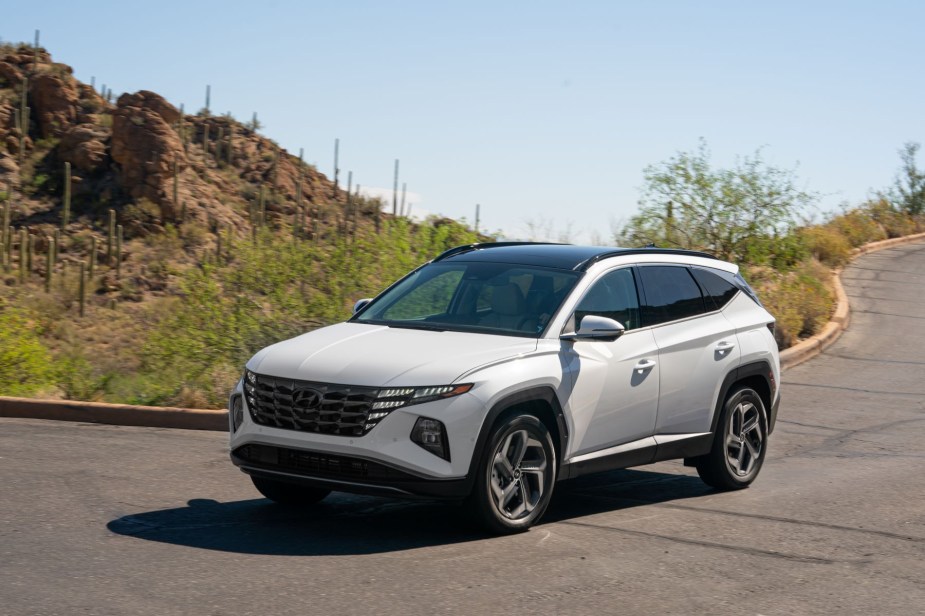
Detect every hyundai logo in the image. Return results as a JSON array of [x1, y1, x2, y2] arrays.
[[292, 388, 323, 412]]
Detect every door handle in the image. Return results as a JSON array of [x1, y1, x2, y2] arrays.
[[715, 341, 736, 351], [634, 359, 656, 374]]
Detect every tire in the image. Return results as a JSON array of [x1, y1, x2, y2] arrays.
[[251, 476, 331, 506], [466, 413, 557, 534], [696, 387, 768, 490]]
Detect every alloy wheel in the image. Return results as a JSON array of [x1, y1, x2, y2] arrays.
[[725, 400, 763, 477], [489, 429, 548, 520]]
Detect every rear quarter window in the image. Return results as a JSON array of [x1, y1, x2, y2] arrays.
[[691, 267, 740, 310]]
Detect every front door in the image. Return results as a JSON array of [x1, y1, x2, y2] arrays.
[[564, 267, 660, 456]]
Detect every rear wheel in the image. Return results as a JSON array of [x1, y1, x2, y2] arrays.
[[467, 413, 556, 534], [696, 387, 768, 490], [251, 476, 331, 506]]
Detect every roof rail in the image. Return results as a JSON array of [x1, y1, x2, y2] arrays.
[[574, 248, 718, 271], [432, 242, 563, 262]]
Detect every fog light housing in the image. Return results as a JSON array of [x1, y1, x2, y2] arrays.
[[231, 394, 244, 432], [410, 417, 450, 461]]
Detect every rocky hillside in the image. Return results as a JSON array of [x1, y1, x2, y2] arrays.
[[0, 43, 363, 257]]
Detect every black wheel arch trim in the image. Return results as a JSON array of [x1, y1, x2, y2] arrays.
[[465, 386, 569, 487], [710, 359, 777, 437]]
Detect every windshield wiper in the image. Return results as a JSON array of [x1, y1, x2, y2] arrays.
[[386, 322, 447, 332]]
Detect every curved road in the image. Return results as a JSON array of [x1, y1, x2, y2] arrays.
[[2, 242, 924, 615]]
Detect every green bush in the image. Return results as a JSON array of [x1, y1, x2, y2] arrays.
[[865, 199, 918, 238], [827, 210, 885, 247], [798, 226, 852, 267], [0, 302, 56, 396], [749, 260, 835, 348]]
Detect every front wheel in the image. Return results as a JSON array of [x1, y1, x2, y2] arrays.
[[467, 413, 557, 534], [251, 476, 331, 506], [696, 387, 768, 490]]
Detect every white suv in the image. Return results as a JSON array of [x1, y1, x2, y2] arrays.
[[229, 243, 780, 533]]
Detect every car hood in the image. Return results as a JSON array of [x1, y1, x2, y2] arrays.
[[248, 322, 539, 386]]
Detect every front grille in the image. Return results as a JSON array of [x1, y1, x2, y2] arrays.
[[234, 444, 420, 483], [244, 373, 381, 436]]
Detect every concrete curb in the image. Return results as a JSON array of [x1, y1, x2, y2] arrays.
[[779, 230, 925, 370], [0, 396, 227, 431], [4, 231, 925, 429]]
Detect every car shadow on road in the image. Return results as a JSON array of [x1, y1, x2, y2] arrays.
[[107, 467, 711, 556]]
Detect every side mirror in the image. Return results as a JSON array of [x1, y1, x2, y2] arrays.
[[560, 315, 625, 341], [353, 298, 372, 314]]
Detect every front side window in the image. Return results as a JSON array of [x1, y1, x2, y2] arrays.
[[354, 262, 581, 337], [638, 265, 706, 326], [573, 268, 641, 330]]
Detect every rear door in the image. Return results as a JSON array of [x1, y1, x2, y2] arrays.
[[637, 265, 741, 435]]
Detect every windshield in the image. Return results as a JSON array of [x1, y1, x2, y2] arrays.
[[353, 262, 582, 337]]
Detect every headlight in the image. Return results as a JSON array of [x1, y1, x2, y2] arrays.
[[371, 383, 473, 414], [243, 369, 258, 411]]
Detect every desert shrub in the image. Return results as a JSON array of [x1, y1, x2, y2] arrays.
[[122, 198, 163, 237], [53, 342, 113, 400], [865, 199, 918, 238], [749, 260, 835, 348], [827, 209, 885, 247], [798, 226, 852, 267], [0, 301, 55, 396]]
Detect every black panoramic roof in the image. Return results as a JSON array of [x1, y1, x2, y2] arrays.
[[432, 242, 718, 271]]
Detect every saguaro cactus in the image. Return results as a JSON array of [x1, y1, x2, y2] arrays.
[[333, 138, 340, 198], [88, 235, 96, 279], [62, 162, 72, 228], [78, 261, 86, 317], [392, 159, 399, 216], [33, 30, 40, 72], [1, 197, 10, 271], [18, 229, 26, 283], [115, 224, 123, 279], [45, 236, 54, 292], [107, 209, 115, 264]]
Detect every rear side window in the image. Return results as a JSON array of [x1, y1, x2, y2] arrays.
[[638, 266, 706, 326], [691, 267, 739, 310]]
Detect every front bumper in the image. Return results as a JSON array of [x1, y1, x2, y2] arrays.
[[231, 443, 471, 499], [228, 378, 485, 499]]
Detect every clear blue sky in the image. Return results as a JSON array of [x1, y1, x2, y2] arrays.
[[4, 1, 923, 241]]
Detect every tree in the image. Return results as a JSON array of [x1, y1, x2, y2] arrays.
[[623, 139, 816, 264], [890, 142, 925, 216]]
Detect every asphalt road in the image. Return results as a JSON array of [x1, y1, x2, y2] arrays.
[[2, 243, 924, 616]]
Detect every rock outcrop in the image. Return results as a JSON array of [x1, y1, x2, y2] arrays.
[[30, 71, 80, 138], [58, 123, 109, 173], [111, 91, 186, 219]]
